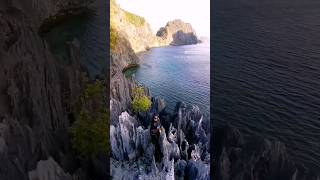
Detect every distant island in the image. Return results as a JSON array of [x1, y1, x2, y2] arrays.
[[157, 19, 200, 45]]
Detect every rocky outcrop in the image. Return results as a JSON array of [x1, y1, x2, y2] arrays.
[[28, 157, 73, 180], [110, 10, 151, 112], [156, 19, 199, 46], [110, 32, 145, 111], [0, 0, 107, 179], [214, 125, 320, 180], [110, 97, 210, 179]]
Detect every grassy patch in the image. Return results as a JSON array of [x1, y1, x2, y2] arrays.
[[124, 10, 145, 27]]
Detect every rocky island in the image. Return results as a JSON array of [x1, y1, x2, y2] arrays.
[[110, 0, 209, 179], [156, 19, 200, 46]]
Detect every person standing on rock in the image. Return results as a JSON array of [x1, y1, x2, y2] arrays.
[[150, 113, 163, 162]]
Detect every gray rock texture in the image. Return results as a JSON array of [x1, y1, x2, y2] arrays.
[[110, 98, 210, 180], [0, 0, 107, 179], [28, 157, 72, 180]]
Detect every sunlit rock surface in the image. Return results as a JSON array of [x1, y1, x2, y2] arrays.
[[156, 19, 200, 45]]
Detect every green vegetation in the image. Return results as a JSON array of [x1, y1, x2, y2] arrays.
[[70, 79, 108, 158], [132, 87, 151, 113], [110, 26, 118, 50], [124, 10, 145, 27], [110, 0, 117, 25], [110, 0, 119, 50]]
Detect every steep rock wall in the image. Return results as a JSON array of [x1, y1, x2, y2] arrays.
[[0, 0, 99, 179]]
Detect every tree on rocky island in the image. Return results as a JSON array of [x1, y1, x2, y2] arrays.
[[70, 79, 109, 158], [132, 86, 151, 113]]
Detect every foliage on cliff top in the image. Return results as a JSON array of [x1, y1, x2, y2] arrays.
[[124, 10, 145, 27], [132, 86, 151, 113], [110, 26, 118, 50], [111, 0, 145, 28], [110, 0, 117, 23], [70, 79, 109, 158]]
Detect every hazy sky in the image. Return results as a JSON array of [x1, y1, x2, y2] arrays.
[[116, 0, 210, 37]]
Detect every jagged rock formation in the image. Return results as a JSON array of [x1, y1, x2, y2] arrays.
[[156, 19, 199, 45], [214, 125, 320, 180], [0, 0, 107, 179], [110, 97, 210, 180]]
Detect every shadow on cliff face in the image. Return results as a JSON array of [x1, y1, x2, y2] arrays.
[[213, 125, 320, 180], [170, 31, 198, 46], [0, 0, 109, 179]]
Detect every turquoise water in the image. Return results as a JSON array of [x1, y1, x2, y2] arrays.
[[134, 42, 210, 119]]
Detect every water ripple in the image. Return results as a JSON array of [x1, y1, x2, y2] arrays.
[[213, 0, 320, 171]]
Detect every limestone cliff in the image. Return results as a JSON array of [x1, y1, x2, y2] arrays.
[[111, 0, 163, 53], [110, 0, 151, 111]]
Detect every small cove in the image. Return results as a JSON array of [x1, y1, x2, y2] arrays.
[[129, 42, 210, 120]]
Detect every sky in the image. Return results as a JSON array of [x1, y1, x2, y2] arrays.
[[116, 0, 210, 37]]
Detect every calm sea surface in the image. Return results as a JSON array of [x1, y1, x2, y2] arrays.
[[213, 0, 320, 171], [132, 42, 210, 119]]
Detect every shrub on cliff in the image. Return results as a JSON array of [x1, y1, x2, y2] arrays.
[[70, 80, 109, 157], [132, 86, 151, 113], [124, 10, 145, 27], [110, 26, 118, 50]]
